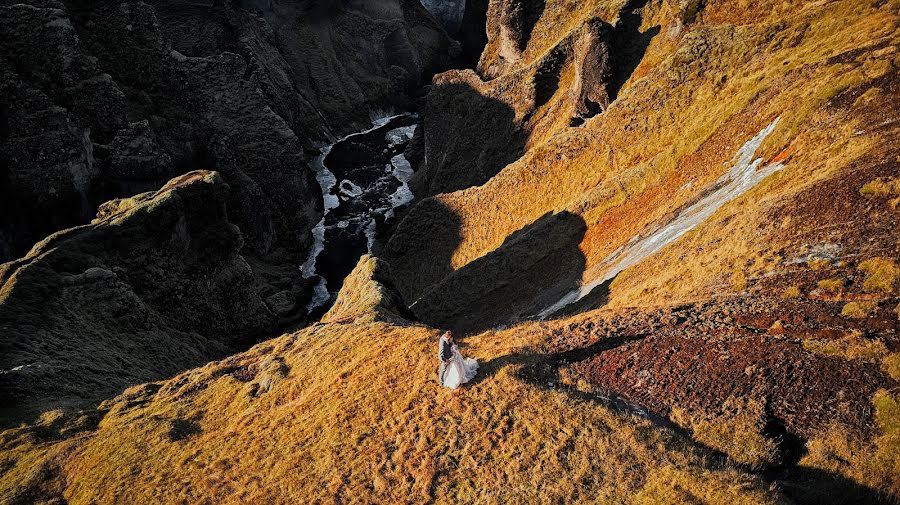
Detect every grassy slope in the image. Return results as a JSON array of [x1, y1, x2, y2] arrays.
[[2, 1, 898, 503], [395, 0, 897, 305], [1, 318, 781, 504]]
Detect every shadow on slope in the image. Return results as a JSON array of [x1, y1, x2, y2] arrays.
[[459, 0, 489, 67], [461, 314, 897, 505], [610, 0, 661, 100], [0, 172, 275, 429], [401, 209, 587, 335], [409, 80, 529, 197], [501, 0, 547, 54]]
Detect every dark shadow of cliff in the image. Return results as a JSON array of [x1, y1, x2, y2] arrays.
[[393, 209, 587, 335], [384, 81, 588, 334], [533, 45, 567, 109], [459, 0, 489, 67], [774, 467, 897, 505], [410, 81, 528, 197], [382, 196, 463, 311], [505, 0, 547, 54], [610, 0, 660, 100]]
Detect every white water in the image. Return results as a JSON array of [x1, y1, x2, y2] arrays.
[[388, 152, 416, 208], [300, 113, 416, 313], [386, 125, 417, 149], [539, 117, 785, 317], [339, 180, 364, 198]]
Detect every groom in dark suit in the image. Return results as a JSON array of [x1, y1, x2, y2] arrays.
[[438, 331, 454, 383]]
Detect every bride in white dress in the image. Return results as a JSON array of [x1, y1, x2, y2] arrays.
[[438, 331, 478, 389]]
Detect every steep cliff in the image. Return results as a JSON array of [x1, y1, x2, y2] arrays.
[[387, 0, 899, 330], [1, 0, 898, 503], [0, 171, 274, 426], [0, 0, 458, 266]]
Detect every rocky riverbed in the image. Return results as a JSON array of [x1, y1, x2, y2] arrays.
[[302, 114, 419, 312]]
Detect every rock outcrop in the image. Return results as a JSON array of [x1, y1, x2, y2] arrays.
[[421, 0, 466, 35], [322, 255, 410, 325], [0, 171, 275, 426], [0, 0, 459, 270]]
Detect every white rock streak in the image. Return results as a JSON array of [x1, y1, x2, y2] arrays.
[[539, 117, 785, 317]]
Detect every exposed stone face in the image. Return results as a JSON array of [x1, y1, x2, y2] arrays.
[[406, 15, 616, 200], [421, 0, 466, 34], [0, 0, 461, 428], [68, 1, 321, 257], [0, 171, 276, 425], [572, 19, 615, 120]]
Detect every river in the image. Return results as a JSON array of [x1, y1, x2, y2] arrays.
[[301, 113, 419, 312]]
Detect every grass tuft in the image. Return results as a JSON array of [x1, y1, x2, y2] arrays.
[[858, 258, 899, 295], [860, 177, 900, 198], [802, 331, 888, 360], [817, 278, 845, 293], [883, 353, 900, 382], [782, 286, 801, 299], [671, 397, 780, 469], [808, 258, 831, 271], [841, 301, 876, 319]]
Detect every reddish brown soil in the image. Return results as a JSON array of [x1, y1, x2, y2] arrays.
[[546, 297, 899, 439]]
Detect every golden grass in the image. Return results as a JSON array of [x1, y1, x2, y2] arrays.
[[781, 286, 802, 299], [802, 331, 888, 360], [797, 390, 900, 503], [671, 398, 780, 469], [860, 177, 900, 198], [816, 278, 845, 293], [321, 255, 406, 324], [807, 258, 831, 271], [633, 465, 780, 505], [0, 321, 782, 504], [731, 269, 749, 292], [841, 301, 876, 319], [400, 0, 898, 314], [882, 353, 900, 381], [858, 257, 899, 295], [871, 390, 900, 487]]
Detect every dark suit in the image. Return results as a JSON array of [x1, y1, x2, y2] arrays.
[[438, 337, 453, 382]]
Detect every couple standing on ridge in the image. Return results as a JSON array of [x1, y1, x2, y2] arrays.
[[437, 331, 478, 389]]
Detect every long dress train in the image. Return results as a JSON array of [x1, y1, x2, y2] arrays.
[[441, 345, 478, 389]]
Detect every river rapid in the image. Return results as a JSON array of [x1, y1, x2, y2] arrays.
[[302, 113, 418, 312]]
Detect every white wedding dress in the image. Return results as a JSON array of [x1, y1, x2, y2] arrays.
[[439, 337, 478, 389]]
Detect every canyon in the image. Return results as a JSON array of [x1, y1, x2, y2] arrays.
[[1, 0, 899, 504]]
